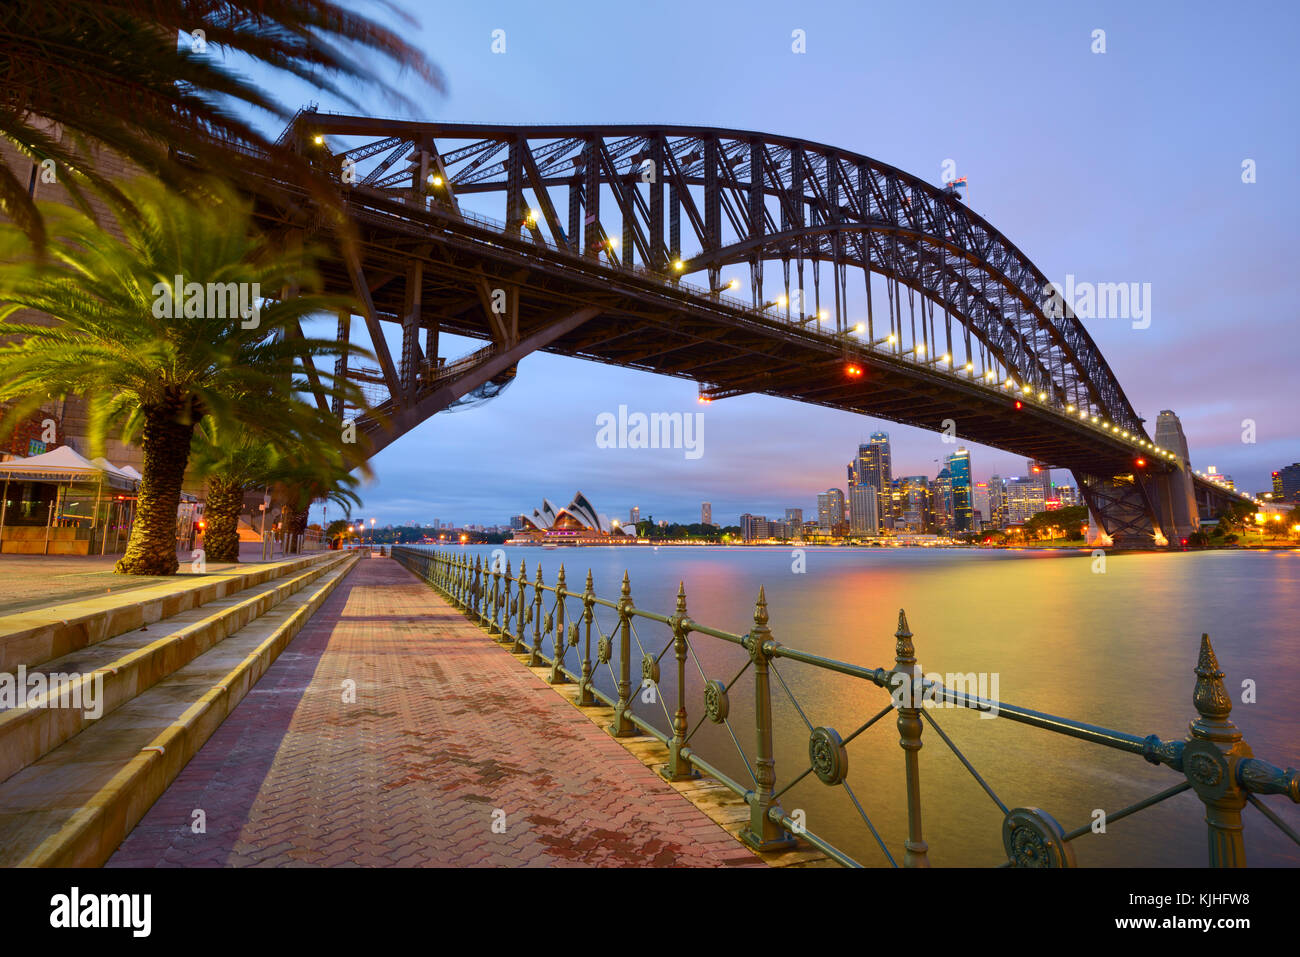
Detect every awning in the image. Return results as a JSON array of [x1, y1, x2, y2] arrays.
[[0, 446, 139, 491]]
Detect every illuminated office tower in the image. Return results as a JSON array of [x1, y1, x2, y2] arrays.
[[946, 448, 973, 532], [849, 485, 879, 536]]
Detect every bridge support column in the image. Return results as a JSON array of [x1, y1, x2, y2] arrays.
[[1074, 470, 1167, 547]]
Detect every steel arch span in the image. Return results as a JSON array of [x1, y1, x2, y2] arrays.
[[253, 110, 1253, 544]]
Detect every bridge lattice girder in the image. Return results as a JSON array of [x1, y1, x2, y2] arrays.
[[303, 115, 1144, 437]]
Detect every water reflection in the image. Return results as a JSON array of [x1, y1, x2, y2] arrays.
[[424, 544, 1300, 867]]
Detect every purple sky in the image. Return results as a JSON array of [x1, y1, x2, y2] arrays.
[[238, 0, 1299, 527]]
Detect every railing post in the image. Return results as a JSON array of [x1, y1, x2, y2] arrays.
[[1184, 634, 1251, 867], [739, 586, 793, 851], [663, 582, 698, 781], [513, 560, 528, 653], [473, 555, 483, 623], [496, 559, 511, 641], [578, 570, 596, 706], [609, 571, 637, 737], [529, 564, 544, 667], [894, 609, 930, 867], [550, 565, 568, 684]]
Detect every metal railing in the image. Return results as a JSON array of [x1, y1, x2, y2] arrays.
[[392, 546, 1298, 867]]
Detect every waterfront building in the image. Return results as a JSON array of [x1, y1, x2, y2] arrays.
[[513, 492, 637, 544], [946, 449, 973, 532], [701, 502, 712, 526], [866, 433, 893, 528], [1154, 409, 1192, 464], [739, 513, 769, 541], [932, 468, 953, 531], [1273, 464, 1300, 501], [894, 476, 930, 532], [817, 488, 846, 534], [629, 506, 640, 525], [785, 507, 803, 526], [849, 485, 879, 536], [767, 518, 792, 539], [1026, 458, 1051, 504], [1004, 476, 1047, 525], [1204, 466, 1235, 491], [972, 482, 990, 529]]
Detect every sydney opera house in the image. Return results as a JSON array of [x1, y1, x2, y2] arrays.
[[512, 492, 638, 545]]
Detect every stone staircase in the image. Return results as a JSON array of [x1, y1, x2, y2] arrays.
[[0, 550, 358, 866]]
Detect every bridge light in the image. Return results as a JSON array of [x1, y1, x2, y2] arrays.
[[673, 260, 685, 271], [916, 343, 926, 355], [608, 237, 619, 248], [853, 322, 866, 334], [1038, 391, 1046, 401], [1014, 400, 1023, 410], [776, 295, 788, 307], [846, 364, 863, 378], [429, 174, 444, 187], [1066, 404, 1075, 412], [887, 334, 897, 344], [818, 309, 829, 320], [1136, 458, 1146, 467], [1022, 385, 1032, 394], [312, 134, 324, 145], [1090, 416, 1098, 423], [965, 362, 973, 371], [727, 278, 739, 289], [941, 353, 951, 364]]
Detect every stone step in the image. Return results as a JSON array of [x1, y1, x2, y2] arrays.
[[0, 552, 358, 867], [0, 552, 351, 786], [0, 551, 337, 675]]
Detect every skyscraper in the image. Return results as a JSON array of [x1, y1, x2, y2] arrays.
[[817, 488, 846, 533], [932, 467, 953, 530], [868, 432, 893, 528], [630, 506, 640, 525], [972, 482, 990, 528], [1026, 458, 1051, 504], [849, 485, 879, 536], [947, 448, 973, 532], [785, 507, 803, 526], [701, 502, 712, 526], [895, 476, 929, 532]]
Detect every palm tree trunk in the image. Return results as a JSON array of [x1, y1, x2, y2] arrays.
[[204, 477, 244, 563], [115, 408, 195, 576]]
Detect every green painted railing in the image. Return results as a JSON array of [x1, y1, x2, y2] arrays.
[[392, 546, 1300, 867]]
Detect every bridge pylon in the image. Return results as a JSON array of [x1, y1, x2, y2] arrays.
[[1075, 464, 1199, 547]]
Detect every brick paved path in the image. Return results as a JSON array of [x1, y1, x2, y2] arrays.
[[108, 557, 762, 867]]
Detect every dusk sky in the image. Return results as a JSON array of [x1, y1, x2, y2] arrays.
[[236, 1, 1299, 528]]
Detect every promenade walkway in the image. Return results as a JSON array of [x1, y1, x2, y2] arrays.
[[0, 542, 305, 614], [107, 557, 763, 867]]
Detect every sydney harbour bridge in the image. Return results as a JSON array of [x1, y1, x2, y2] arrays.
[[253, 108, 1249, 545]]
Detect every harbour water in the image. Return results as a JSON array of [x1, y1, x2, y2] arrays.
[[417, 544, 1300, 867]]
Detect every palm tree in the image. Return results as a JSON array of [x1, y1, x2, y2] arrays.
[[0, 0, 443, 249], [191, 418, 365, 563], [0, 175, 368, 575]]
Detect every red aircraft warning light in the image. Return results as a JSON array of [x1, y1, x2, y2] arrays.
[[1136, 457, 1147, 467], [1014, 400, 1023, 410], [846, 364, 863, 378]]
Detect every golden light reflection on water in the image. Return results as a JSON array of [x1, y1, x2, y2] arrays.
[[447, 545, 1300, 866]]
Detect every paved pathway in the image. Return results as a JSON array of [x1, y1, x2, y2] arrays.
[[108, 557, 762, 867]]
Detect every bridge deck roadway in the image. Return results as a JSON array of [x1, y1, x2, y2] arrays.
[[107, 556, 763, 868]]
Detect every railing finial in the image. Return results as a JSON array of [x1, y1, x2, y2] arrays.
[[620, 569, 631, 600], [895, 608, 915, 669], [676, 581, 687, 615], [753, 585, 769, 629], [1192, 633, 1236, 731]]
